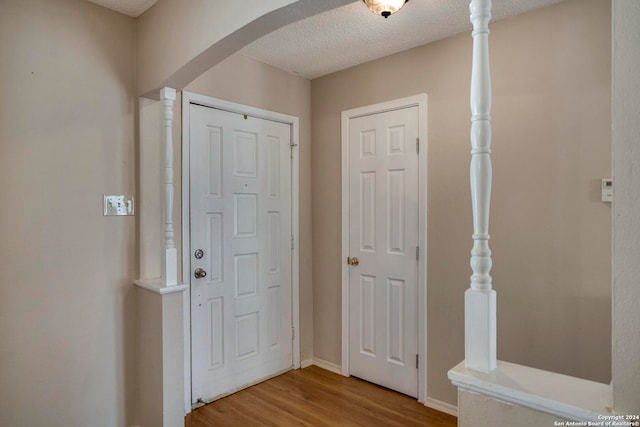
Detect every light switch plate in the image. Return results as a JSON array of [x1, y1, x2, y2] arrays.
[[104, 195, 135, 216], [601, 178, 613, 203]]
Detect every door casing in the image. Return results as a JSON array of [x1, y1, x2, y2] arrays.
[[182, 91, 301, 413], [341, 94, 428, 403]]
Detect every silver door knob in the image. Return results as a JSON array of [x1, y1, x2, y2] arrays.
[[194, 268, 207, 279]]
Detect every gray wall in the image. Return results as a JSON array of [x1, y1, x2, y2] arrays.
[[311, 0, 611, 405]]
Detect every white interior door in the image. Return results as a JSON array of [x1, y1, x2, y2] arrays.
[[190, 104, 293, 404], [348, 106, 420, 397]]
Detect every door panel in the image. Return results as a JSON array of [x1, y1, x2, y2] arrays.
[[190, 104, 292, 404], [348, 106, 419, 398]]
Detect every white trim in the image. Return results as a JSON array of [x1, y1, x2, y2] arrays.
[[340, 94, 429, 403], [134, 280, 188, 295], [181, 91, 192, 415], [290, 118, 301, 371], [425, 397, 458, 417], [311, 358, 343, 375], [183, 282, 192, 414], [300, 358, 313, 369], [448, 361, 612, 422], [181, 91, 301, 414]]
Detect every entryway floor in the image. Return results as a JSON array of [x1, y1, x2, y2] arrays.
[[185, 365, 457, 426]]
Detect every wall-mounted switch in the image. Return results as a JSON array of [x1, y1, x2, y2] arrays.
[[104, 195, 135, 216], [601, 179, 613, 203]]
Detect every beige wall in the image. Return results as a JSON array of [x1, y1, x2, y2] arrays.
[[138, 291, 164, 427], [311, 0, 611, 405], [183, 54, 315, 362], [135, 0, 353, 96], [0, 0, 137, 425], [136, 0, 298, 95], [0, 0, 620, 423]]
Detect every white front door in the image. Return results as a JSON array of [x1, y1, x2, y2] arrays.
[[348, 106, 420, 397], [190, 104, 293, 404]]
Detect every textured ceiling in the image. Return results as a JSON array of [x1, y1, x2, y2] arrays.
[[86, 0, 565, 78], [240, 0, 565, 79], [87, 0, 158, 17]]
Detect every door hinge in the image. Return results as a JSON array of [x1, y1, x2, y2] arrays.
[[292, 325, 295, 341], [290, 142, 298, 159], [416, 354, 419, 369], [291, 236, 295, 250], [416, 138, 419, 154], [416, 246, 419, 261]]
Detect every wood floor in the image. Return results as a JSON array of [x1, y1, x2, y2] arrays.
[[186, 365, 457, 427]]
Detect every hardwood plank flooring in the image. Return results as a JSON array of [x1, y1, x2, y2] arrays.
[[186, 366, 457, 427]]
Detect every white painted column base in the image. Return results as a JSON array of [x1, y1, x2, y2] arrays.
[[163, 248, 178, 286], [465, 288, 496, 373]]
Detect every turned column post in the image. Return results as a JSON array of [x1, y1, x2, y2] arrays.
[[160, 87, 177, 286], [465, 0, 497, 373]]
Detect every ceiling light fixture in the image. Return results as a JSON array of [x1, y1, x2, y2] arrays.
[[362, 0, 409, 19]]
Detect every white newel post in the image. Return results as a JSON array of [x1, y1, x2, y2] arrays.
[[465, 0, 497, 373], [161, 87, 178, 287]]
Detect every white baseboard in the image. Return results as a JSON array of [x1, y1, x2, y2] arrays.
[[300, 358, 313, 369], [311, 357, 342, 375], [425, 397, 458, 417]]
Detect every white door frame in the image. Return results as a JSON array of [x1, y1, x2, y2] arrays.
[[341, 94, 428, 403], [181, 91, 300, 413]]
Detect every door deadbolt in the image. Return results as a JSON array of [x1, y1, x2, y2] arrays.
[[194, 249, 204, 259], [194, 268, 207, 279], [347, 256, 360, 266]]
